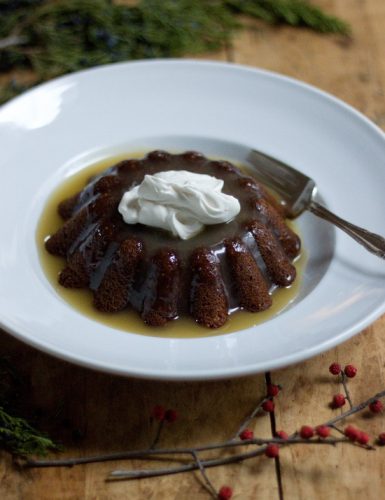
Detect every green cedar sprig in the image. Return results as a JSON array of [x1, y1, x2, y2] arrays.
[[0, 405, 59, 457], [0, 1, 350, 103], [226, 0, 350, 34], [0, 358, 59, 457]]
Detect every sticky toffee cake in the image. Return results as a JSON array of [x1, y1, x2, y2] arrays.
[[45, 151, 301, 328]]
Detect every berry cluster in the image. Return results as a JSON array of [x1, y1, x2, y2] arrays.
[[136, 364, 385, 499], [329, 363, 357, 378], [296, 424, 332, 439], [329, 362, 358, 408], [344, 425, 370, 445], [151, 405, 178, 423], [225, 362, 384, 497]]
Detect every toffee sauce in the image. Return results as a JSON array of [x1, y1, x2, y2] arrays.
[[36, 154, 305, 338]]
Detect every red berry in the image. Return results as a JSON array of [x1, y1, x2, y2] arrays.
[[239, 429, 254, 441], [164, 409, 177, 423], [265, 443, 279, 458], [344, 364, 357, 378], [151, 405, 165, 421], [329, 362, 341, 375], [332, 394, 346, 408], [345, 425, 360, 441], [316, 425, 331, 439], [276, 430, 289, 440], [377, 433, 385, 445], [262, 400, 275, 413], [357, 431, 370, 445], [267, 384, 280, 397], [218, 486, 233, 500], [300, 425, 314, 439], [369, 400, 383, 413]]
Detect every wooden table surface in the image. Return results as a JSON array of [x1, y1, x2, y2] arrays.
[[1, 1, 385, 498]]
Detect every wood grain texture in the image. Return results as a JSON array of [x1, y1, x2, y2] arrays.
[[1, 1, 385, 498], [0, 333, 274, 500], [273, 316, 385, 500]]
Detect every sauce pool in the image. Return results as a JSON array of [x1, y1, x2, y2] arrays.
[[36, 154, 305, 338]]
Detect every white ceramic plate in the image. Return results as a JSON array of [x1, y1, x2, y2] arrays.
[[1, 60, 385, 380]]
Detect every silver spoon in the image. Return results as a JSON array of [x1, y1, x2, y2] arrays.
[[247, 149, 385, 259]]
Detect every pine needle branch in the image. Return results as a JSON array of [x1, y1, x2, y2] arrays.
[[0, 0, 350, 103], [0, 358, 59, 457], [0, 406, 59, 457], [226, 0, 351, 35]]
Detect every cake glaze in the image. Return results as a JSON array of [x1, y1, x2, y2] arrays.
[[45, 150, 301, 328]]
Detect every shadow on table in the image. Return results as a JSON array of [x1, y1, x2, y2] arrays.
[[0, 329, 268, 455]]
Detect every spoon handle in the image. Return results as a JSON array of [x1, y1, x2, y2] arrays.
[[309, 201, 385, 259]]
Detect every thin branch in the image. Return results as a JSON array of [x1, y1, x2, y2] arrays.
[[329, 424, 345, 436], [21, 388, 384, 487], [230, 396, 269, 440], [107, 439, 349, 481], [21, 440, 257, 468], [24, 390, 385, 470], [341, 373, 354, 409], [149, 420, 164, 450], [23, 437, 345, 468], [191, 450, 217, 499], [324, 389, 385, 427], [265, 372, 283, 500]]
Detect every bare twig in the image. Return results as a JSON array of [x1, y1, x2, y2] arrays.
[[107, 438, 349, 481], [23, 437, 346, 468], [191, 450, 217, 499], [230, 396, 270, 440], [22, 388, 385, 485], [324, 389, 385, 427], [329, 423, 345, 436], [149, 420, 164, 450], [341, 373, 354, 409]]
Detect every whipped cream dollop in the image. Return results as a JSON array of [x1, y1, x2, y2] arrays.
[[118, 170, 241, 240]]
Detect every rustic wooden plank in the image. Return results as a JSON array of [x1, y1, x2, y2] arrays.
[[273, 317, 385, 500], [230, 1, 385, 124], [0, 331, 275, 499]]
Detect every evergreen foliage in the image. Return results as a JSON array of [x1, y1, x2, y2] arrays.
[[0, 358, 59, 457], [0, 1, 349, 105], [0, 406, 59, 456]]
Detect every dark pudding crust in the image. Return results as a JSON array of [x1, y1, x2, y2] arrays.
[[45, 150, 301, 328]]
